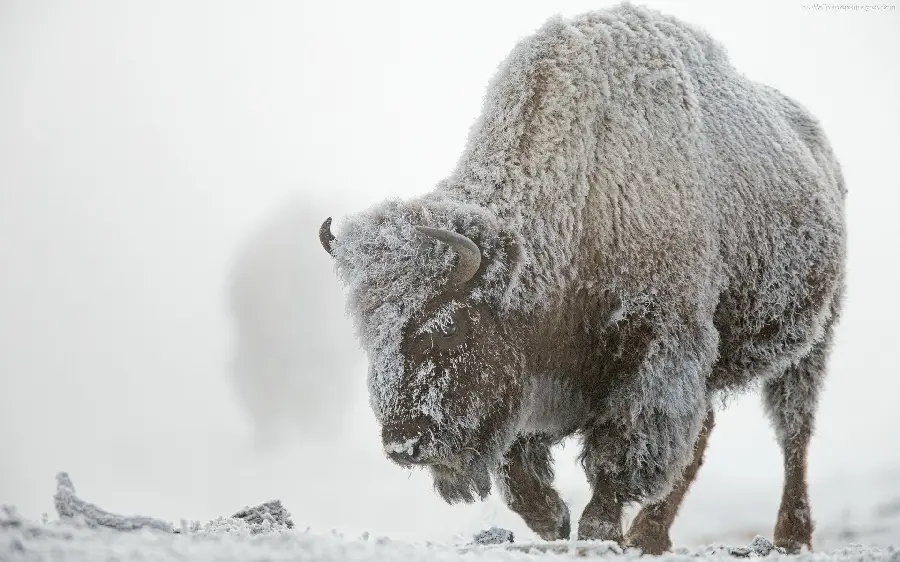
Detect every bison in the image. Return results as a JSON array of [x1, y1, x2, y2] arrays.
[[318, 3, 845, 554]]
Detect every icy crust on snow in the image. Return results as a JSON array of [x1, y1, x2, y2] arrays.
[[2, 472, 896, 561], [47, 472, 294, 537], [330, 193, 521, 423], [2, 508, 898, 562], [53, 472, 172, 533]]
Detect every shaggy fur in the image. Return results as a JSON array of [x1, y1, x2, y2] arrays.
[[324, 2, 845, 553]]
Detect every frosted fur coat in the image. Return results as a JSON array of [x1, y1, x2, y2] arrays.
[[328, 3, 846, 502]]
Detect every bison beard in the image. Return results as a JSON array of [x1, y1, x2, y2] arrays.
[[431, 462, 493, 504], [318, 3, 846, 555]]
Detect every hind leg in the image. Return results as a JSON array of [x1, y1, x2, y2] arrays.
[[495, 435, 570, 541], [763, 334, 833, 553], [625, 409, 715, 554]]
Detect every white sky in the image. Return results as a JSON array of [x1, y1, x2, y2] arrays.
[[1, 0, 898, 548]]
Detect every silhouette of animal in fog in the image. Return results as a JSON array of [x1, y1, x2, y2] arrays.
[[319, 3, 845, 553], [230, 200, 356, 448]]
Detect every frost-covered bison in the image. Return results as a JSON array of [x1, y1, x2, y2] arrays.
[[319, 4, 845, 554]]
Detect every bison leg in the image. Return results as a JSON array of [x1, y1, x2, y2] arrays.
[[495, 435, 570, 541], [576, 422, 626, 543], [577, 475, 624, 543], [763, 332, 831, 553], [578, 320, 714, 544], [624, 409, 715, 554]]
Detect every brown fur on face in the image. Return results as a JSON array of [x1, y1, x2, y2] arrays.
[[381, 255, 528, 503]]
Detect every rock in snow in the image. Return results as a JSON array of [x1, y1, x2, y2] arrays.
[[231, 500, 295, 533], [53, 472, 172, 533], [472, 527, 515, 545]]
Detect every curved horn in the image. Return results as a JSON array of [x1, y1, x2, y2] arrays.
[[319, 217, 336, 256], [415, 226, 482, 286]]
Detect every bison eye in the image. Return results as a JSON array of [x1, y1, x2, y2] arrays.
[[435, 319, 458, 338]]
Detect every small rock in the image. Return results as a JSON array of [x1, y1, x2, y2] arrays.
[[749, 535, 776, 556], [728, 546, 752, 558], [232, 499, 294, 534], [473, 527, 514, 545]]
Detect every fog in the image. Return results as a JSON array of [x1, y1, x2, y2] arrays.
[[1, 0, 898, 547]]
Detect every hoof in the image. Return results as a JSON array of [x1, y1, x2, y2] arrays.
[[774, 509, 813, 554], [625, 519, 671, 555], [625, 532, 671, 555], [534, 501, 571, 541], [551, 508, 571, 541], [514, 496, 571, 541], [577, 515, 623, 544], [773, 537, 811, 555]]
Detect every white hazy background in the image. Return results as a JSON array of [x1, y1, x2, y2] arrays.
[[1, 0, 898, 549]]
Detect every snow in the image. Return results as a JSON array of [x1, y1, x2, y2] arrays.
[[0, 1, 898, 561], [384, 437, 421, 456], [3, 509, 898, 562], [3, 472, 898, 561]]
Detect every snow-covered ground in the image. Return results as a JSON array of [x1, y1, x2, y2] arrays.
[[6, 519, 898, 562], [3, 521, 898, 562], [1, 1, 898, 560], [2, 471, 898, 561]]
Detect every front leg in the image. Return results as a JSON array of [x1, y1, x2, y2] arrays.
[[625, 409, 715, 554], [578, 422, 631, 542], [579, 318, 715, 545], [578, 409, 706, 546], [494, 435, 570, 541], [577, 468, 624, 542]]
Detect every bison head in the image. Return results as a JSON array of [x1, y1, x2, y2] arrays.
[[320, 196, 527, 503]]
